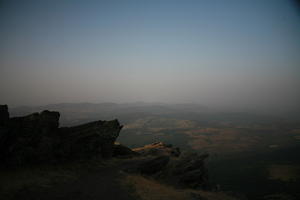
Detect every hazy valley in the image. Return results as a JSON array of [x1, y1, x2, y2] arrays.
[[2, 1, 299, 199], [9, 102, 300, 199]]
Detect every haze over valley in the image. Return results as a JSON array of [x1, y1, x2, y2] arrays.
[[1, 0, 300, 200]]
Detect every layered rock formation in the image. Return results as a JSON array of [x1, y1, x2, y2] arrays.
[[130, 142, 210, 190], [113, 143, 139, 157], [0, 105, 123, 166], [133, 142, 181, 157], [0, 105, 210, 191], [171, 152, 210, 189]]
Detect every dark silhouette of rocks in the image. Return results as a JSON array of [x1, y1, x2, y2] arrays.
[[58, 120, 122, 159], [132, 142, 209, 190], [0, 105, 122, 166], [169, 152, 210, 189], [0, 105, 210, 191], [139, 155, 170, 175], [113, 143, 139, 157], [0, 105, 9, 126]]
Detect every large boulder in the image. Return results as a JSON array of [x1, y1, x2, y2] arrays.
[[58, 120, 123, 159]]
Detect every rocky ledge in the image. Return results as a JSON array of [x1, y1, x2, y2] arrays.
[[131, 142, 210, 190], [0, 105, 123, 166], [0, 104, 210, 190]]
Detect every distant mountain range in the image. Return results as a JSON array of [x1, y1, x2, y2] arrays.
[[10, 102, 292, 126]]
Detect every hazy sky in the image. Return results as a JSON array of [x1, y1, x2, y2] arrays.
[[0, 0, 299, 113]]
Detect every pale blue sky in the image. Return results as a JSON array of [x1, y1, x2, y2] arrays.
[[0, 0, 299, 113]]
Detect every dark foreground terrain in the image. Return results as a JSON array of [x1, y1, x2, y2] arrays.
[[0, 105, 237, 200], [2, 103, 300, 200], [1, 160, 133, 200], [0, 157, 239, 200]]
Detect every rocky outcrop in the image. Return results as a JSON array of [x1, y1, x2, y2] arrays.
[[0, 105, 123, 166], [139, 155, 170, 175], [113, 143, 139, 157], [173, 153, 210, 189], [0, 110, 61, 165], [133, 142, 210, 190], [0, 105, 9, 126], [58, 120, 123, 159], [133, 142, 180, 157], [1, 105, 210, 190]]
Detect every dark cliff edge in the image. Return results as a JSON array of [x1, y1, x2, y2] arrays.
[[0, 105, 219, 199], [0, 105, 123, 166]]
